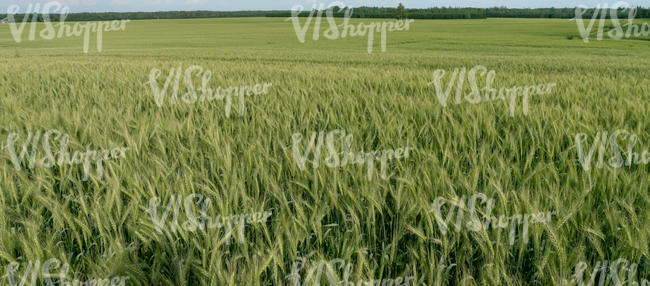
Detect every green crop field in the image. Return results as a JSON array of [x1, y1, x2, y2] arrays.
[[0, 17, 649, 285]]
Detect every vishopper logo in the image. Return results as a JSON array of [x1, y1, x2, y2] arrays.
[[285, 255, 417, 286], [4, 129, 130, 181], [428, 65, 556, 117], [4, 258, 129, 286], [573, 258, 649, 286], [288, 1, 414, 53], [147, 66, 273, 116], [575, 130, 649, 171], [6, 1, 130, 53], [573, 1, 650, 43], [147, 194, 272, 245], [429, 193, 555, 246], [290, 130, 415, 181]]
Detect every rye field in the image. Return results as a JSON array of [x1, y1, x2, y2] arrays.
[[1, 17, 650, 285]]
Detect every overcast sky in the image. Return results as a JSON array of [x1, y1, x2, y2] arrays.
[[3, 0, 649, 12]]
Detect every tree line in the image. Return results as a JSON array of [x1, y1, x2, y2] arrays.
[[1, 10, 271, 22], [1, 6, 649, 22], [484, 6, 650, 18], [267, 6, 650, 19]]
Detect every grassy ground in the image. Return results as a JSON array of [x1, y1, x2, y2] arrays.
[[0, 17, 649, 285]]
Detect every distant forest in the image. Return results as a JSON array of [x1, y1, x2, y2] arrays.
[[2, 6, 649, 22], [267, 6, 650, 19]]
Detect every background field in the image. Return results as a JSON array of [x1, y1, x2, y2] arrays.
[[1, 17, 649, 285]]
